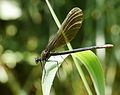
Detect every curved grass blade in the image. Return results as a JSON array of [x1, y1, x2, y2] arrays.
[[73, 51, 105, 95], [45, 0, 93, 94], [45, 1, 106, 95], [42, 55, 68, 95]]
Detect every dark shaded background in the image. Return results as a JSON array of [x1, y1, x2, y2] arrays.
[[0, 0, 120, 95]]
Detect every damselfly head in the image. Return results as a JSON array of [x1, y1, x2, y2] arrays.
[[35, 57, 42, 63], [35, 50, 50, 63]]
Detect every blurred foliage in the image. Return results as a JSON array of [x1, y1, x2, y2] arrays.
[[0, 0, 120, 95]]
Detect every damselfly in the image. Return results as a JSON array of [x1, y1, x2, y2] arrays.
[[35, 7, 113, 63]]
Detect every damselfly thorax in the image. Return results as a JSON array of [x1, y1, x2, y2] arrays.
[[36, 50, 51, 62]]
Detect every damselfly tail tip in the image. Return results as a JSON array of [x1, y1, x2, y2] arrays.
[[103, 44, 114, 48]]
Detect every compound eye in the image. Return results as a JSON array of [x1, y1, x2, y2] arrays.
[[35, 58, 41, 64]]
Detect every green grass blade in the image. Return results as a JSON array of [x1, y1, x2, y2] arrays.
[[73, 50, 105, 95], [45, 0, 61, 28], [42, 55, 68, 95], [45, 1, 105, 95], [45, 0, 93, 94], [68, 43, 93, 95]]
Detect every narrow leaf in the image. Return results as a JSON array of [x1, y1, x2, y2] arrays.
[[73, 50, 105, 95], [42, 55, 68, 95]]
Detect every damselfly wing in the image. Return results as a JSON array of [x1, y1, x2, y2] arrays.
[[36, 7, 83, 62]]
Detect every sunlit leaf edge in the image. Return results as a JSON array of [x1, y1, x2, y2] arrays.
[[42, 55, 68, 95], [73, 50, 105, 95]]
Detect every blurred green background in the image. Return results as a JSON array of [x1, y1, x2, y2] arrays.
[[0, 0, 120, 95]]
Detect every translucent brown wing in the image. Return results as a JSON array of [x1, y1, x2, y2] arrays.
[[45, 7, 83, 51]]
